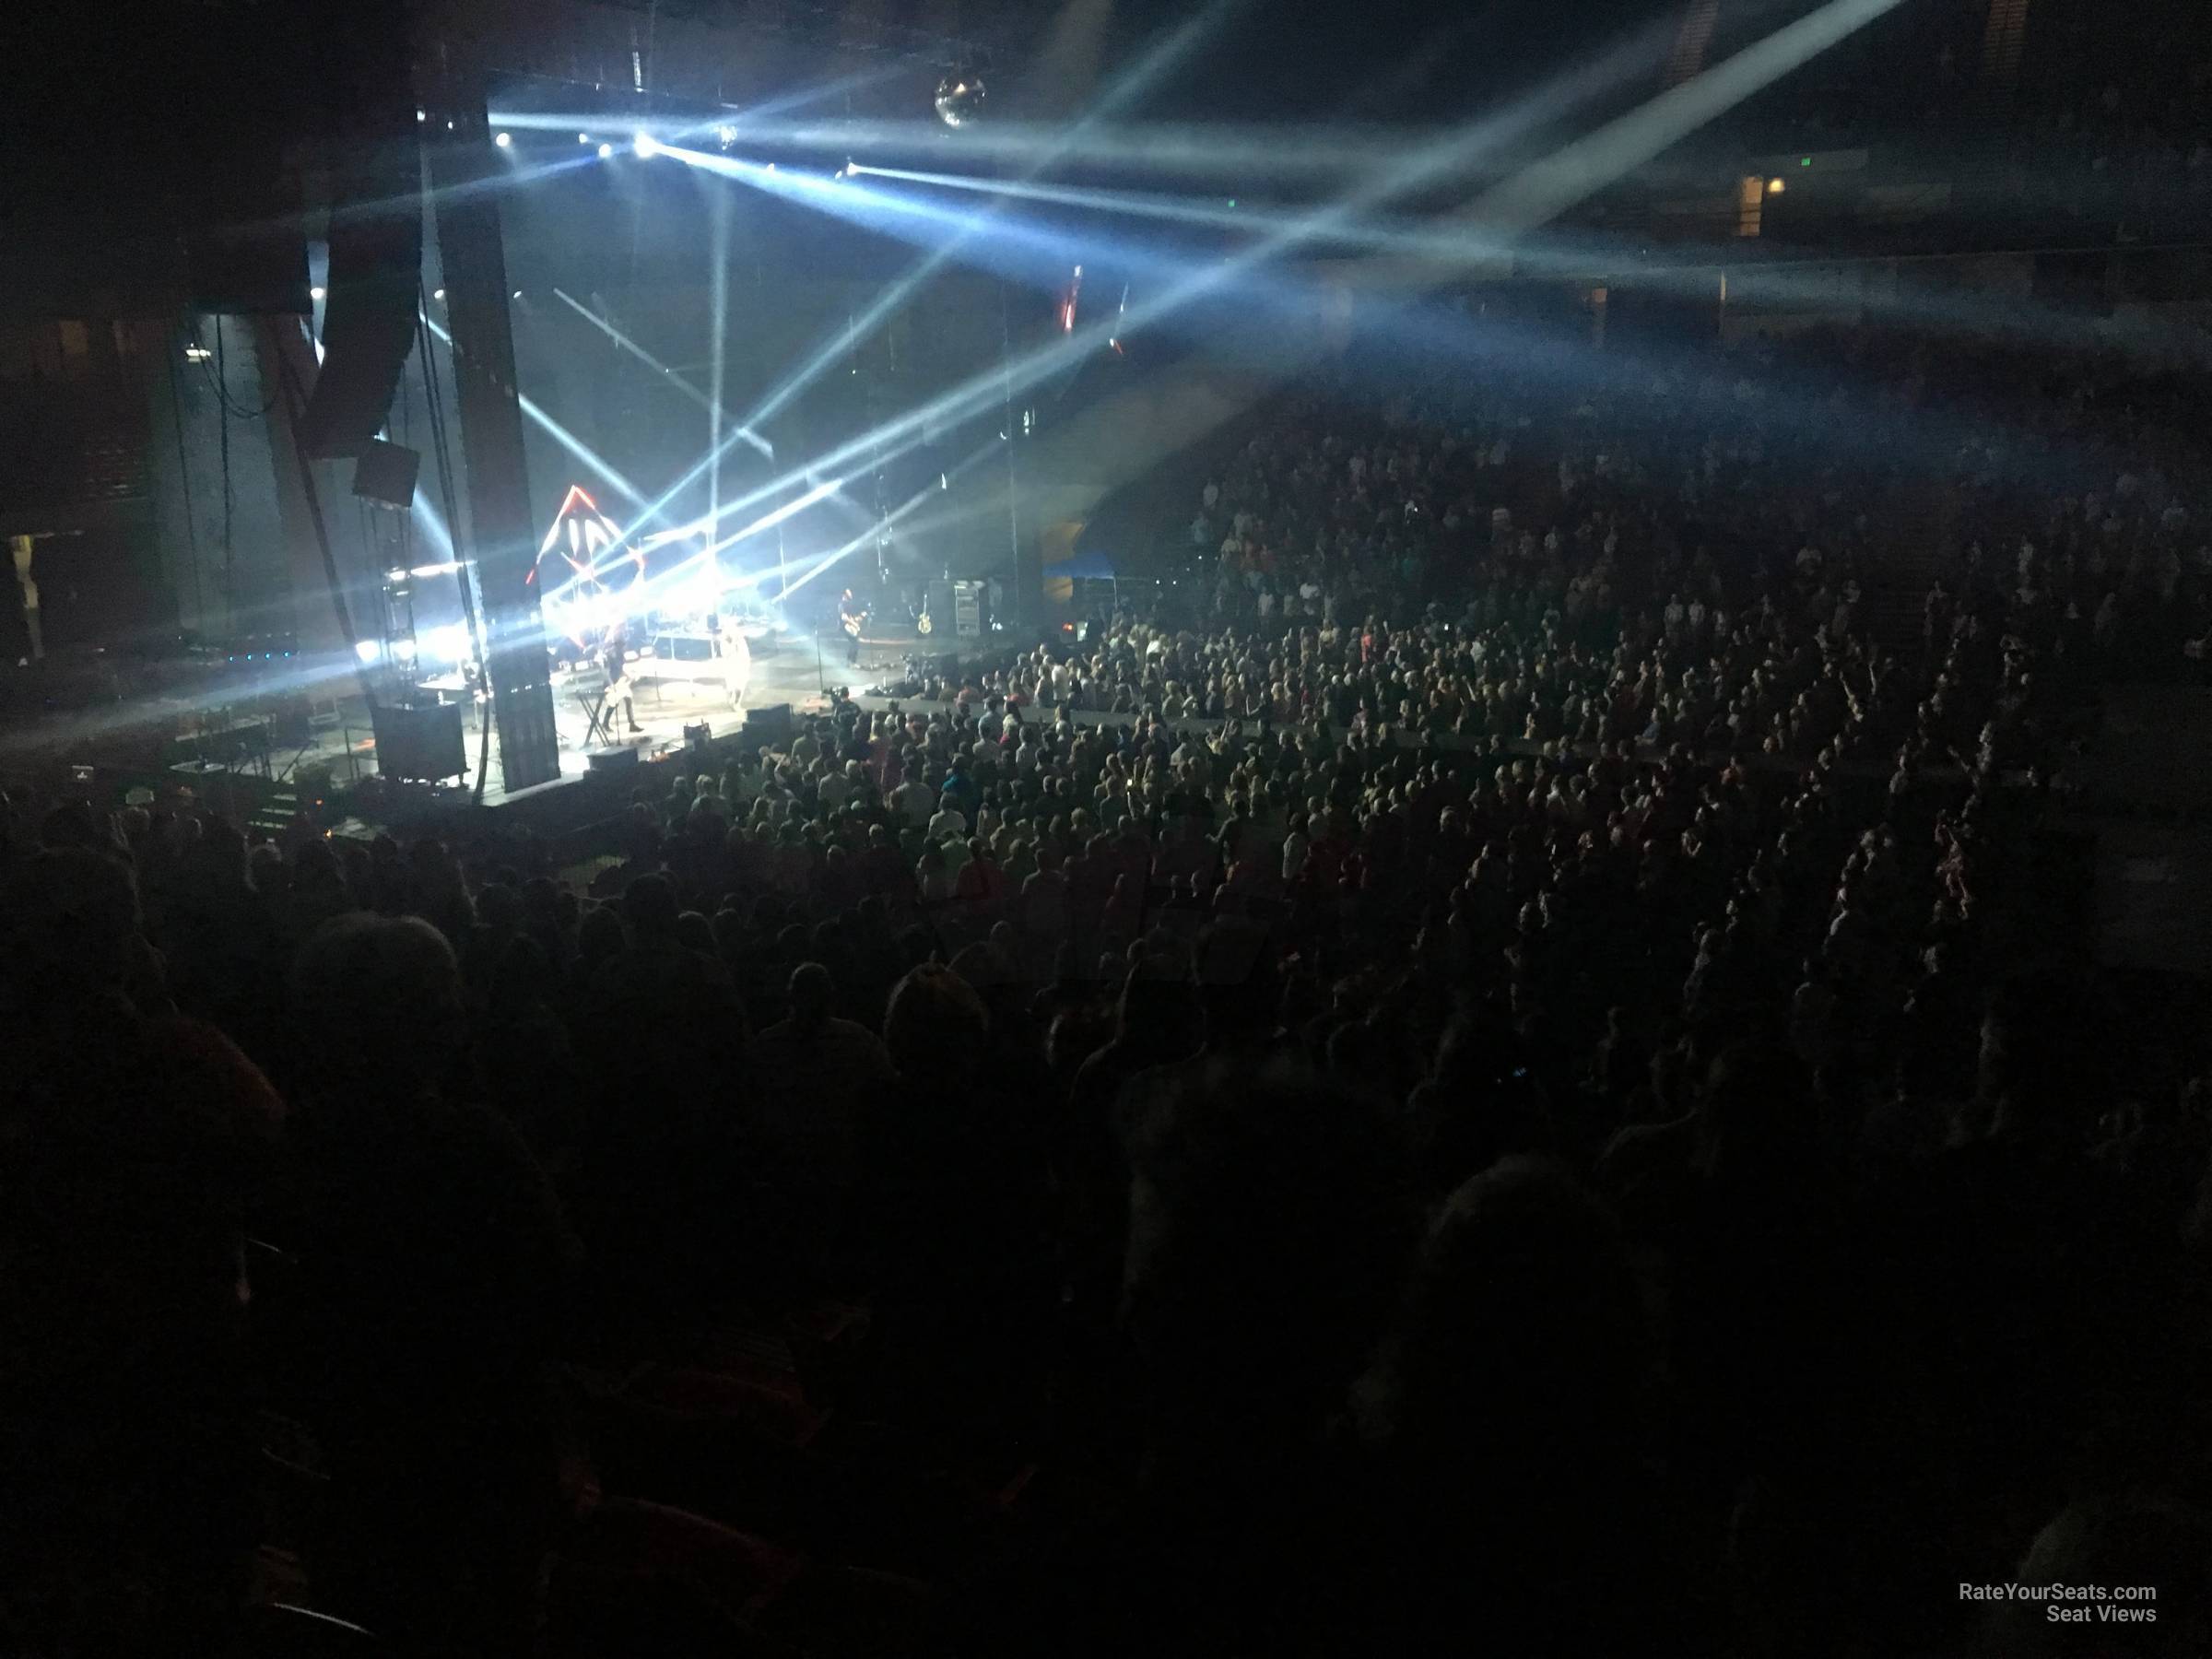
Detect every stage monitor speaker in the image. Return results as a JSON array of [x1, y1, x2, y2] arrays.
[[682, 721, 712, 749], [586, 746, 640, 772], [352, 439, 421, 509], [372, 700, 466, 783], [741, 702, 794, 750]]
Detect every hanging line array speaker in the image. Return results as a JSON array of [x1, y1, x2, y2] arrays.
[[298, 1, 422, 459]]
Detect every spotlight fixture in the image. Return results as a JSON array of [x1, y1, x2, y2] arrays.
[[597, 142, 614, 159], [310, 286, 326, 300], [1767, 177, 1784, 194], [416, 109, 427, 123], [512, 290, 524, 300], [432, 288, 445, 300], [578, 132, 590, 144], [494, 131, 512, 147], [715, 124, 738, 148], [632, 131, 659, 158], [935, 72, 985, 127], [184, 345, 211, 362]]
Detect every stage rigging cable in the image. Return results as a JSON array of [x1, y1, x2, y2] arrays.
[[163, 331, 208, 630], [272, 342, 381, 712], [218, 322, 235, 634], [193, 315, 277, 420]]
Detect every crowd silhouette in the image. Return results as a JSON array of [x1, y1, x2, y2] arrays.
[[6, 325, 2212, 1656]]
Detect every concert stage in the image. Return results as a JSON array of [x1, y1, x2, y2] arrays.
[[329, 641, 844, 814], [0, 629, 868, 834]]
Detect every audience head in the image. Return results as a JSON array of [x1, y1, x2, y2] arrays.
[[621, 872, 682, 943], [0, 848, 142, 1007], [290, 913, 465, 1101], [787, 960, 835, 1028], [883, 962, 990, 1083], [1123, 1058, 1402, 1449]]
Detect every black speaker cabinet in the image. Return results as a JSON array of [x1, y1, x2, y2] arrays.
[[585, 746, 640, 772], [352, 439, 421, 509], [372, 700, 466, 783], [741, 702, 794, 749], [300, 85, 425, 460]]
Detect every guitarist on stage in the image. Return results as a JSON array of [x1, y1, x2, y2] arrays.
[[601, 630, 644, 735], [839, 587, 868, 667]]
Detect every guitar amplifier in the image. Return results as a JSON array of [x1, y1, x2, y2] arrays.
[[372, 701, 466, 783]]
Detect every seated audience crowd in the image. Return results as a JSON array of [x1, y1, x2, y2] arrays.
[[6, 326, 2212, 1657]]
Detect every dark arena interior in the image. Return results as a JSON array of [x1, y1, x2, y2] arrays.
[[6, 0, 2212, 1653]]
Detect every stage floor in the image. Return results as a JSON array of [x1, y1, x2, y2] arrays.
[[310, 641, 841, 807], [0, 629, 911, 814]]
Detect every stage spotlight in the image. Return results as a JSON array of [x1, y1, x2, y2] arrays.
[[597, 142, 615, 159], [633, 131, 659, 158], [578, 132, 590, 144], [494, 131, 512, 147], [419, 623, 472, 664], [432, 288, 445, 300], [935, 73, 985, 127], [1767, 176, 1785, 194], [310, 285, 326, 300], [354, 639, 382, 664], [716, 124, 738, 148], [415, 109, 427, 123]]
